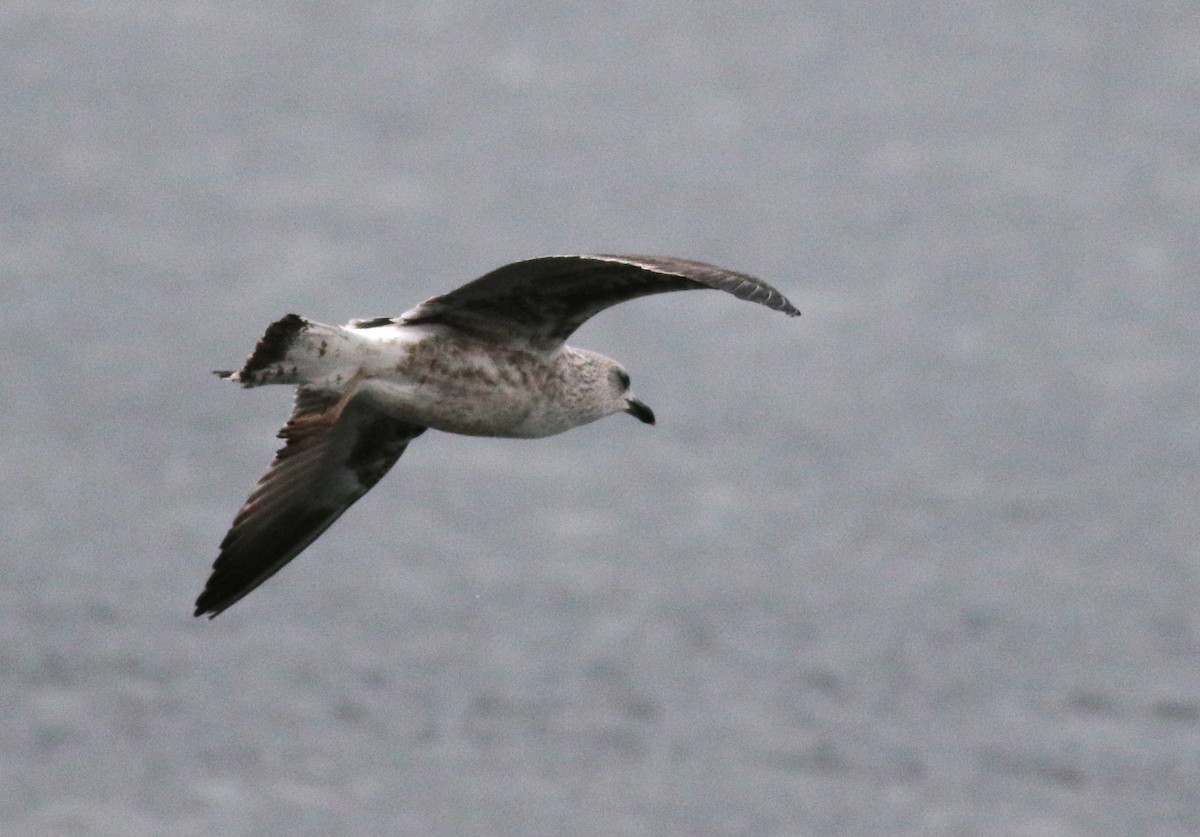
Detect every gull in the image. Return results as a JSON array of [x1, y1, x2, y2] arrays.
[[194, 254, 799, 617]]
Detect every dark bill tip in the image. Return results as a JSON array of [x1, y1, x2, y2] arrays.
[[625, 397, 655, 425]]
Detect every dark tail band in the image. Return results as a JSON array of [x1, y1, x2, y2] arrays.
[[237, 314, 307, 381]]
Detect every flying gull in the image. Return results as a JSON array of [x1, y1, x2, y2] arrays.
[[194, 254, 799, 617]]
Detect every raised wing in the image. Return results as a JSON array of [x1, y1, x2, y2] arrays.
[[194, 388, 425, 618], [398, 255, 799, 349]]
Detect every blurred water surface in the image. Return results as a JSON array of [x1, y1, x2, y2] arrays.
[[2, 3, 1198, 834]]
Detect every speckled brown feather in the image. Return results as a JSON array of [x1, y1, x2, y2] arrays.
[[194, 389, 425, 617]]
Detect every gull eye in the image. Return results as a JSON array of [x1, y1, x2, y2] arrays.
[[614, 369, 630, 390]]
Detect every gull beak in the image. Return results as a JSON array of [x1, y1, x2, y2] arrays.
[[625, 396, 655, 425]]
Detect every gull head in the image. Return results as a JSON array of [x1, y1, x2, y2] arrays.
[[606, 359, 655, 426], [566, 349, 655, 428]]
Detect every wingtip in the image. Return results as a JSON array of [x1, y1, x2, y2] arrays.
[[193, 582, 230, 619], [770, 297, 801, 317], [193, 596, 223, 619]]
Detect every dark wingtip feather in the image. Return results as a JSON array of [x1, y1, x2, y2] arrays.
[[194, 587, 224, 618], [777, 299, 801, 317], [596, 255, 800, 318], [194, 578, 244, 619]]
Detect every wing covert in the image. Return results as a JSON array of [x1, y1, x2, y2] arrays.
[[400, 254, 798, 348]]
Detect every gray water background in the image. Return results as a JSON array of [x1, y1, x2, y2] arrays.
[[3, 3, 1198, 834]]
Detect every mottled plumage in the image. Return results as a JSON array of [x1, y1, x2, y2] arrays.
[[195, 254, 798, 617]]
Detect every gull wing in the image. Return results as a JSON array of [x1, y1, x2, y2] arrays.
[[194, 388, 425, 618], [399, 254, 799, 349]]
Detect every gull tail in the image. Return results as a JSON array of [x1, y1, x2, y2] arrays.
[[215, 314, 354, 387]]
